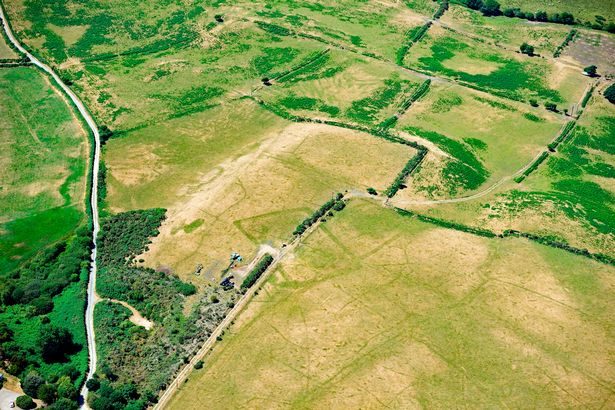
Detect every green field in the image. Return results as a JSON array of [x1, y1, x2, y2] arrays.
[[0, 66, 87, 275], [0, 65, 90, 399], [169, 199, 614, 409], [1, 0, 613, 408]]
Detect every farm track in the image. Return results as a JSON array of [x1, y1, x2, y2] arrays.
[[0, 4, 101, 408]]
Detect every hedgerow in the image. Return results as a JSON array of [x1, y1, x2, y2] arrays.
[[514, 151, 549, 183], [547, 121, 575, 151], [385, 149, 428, 197], [553, 29, 577, 58], [241, 254, 274, 289], [293, 194, 345, 236]]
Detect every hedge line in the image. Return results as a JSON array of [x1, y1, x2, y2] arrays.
[[274, 49, 330, 82], [580, 85, 594, 109], [514, 151, 549, 183], [396, 208, 614, 266], [240, 254, 274, 289], [433, 0, 450, 19], [553, 29, 577, 58], [293, 193, 345, 236], [396, 22, 432, 65], [502, 230, 615, 265], [378, 79, 431, 130], [547, 121, 575, 151], [385, 148, 428, 197]]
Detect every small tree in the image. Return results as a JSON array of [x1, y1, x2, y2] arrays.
[[194, 360, 204, 369], [604, 83, 615, 104], [480, 0, 501, 16], [367, 187, 378, 196], [15, 395, 36, 410], [584, 65, 597, 77], [21, 371, 44, 398], [37, 383, 57, 404], [529, 99, 539, 107], [520, 42, 535, 56], [545, 102, 557, 112], [86, 378, 101, 392]]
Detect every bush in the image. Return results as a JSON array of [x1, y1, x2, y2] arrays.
[[37, 383, 57, 404], [480, 0, 501, 16], [604, 83, 615, 104], [520, 42, 535, 56], [16, 395, 36, 410], [529, 99, 538, 107], [545, 102, 557, 112], [194, 360, 204, 369], [367, 187, 378, 195]]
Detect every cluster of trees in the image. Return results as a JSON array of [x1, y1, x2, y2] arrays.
[[293, 194, 345, 236], [240, 254, 274, 289], [0, 225, 91, 313], [18, 364, 81, 409], [463, 0, 615, 32]]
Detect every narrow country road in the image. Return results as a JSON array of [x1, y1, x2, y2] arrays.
[[0, 4, 100, 408]]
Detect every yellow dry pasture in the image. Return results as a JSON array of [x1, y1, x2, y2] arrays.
[[167, 199, 615, 409], [138, 120, 415, 280]]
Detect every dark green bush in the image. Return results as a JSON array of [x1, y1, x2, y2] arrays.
[[16, 395, 36, 410]]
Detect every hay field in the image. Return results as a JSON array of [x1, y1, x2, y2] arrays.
[[168, 199, 614, 409]]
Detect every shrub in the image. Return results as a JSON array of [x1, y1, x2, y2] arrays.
[[37, 383, 57, 404], [16, 395, 36, 410], [529, 99, 538, 107], [480, 0, 501, 16], [545, 102, 557, 112], [367, 187, 378, 195], [194, 360, 204, 369], [520, 42, 535, 56]]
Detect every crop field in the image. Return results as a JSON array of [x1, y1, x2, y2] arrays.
[[402, 24, 588, 106], [2, 0, 613, 408], [168, 199, 615, 409], [394, 82, 563, 197], [0, 66, 87, 275]]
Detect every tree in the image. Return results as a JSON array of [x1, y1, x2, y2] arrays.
[[21, 371, 44, 398], [502, 7, 515, 17], [38, 325, 76, 363], [99, 126, 113, 144], [466, 0, 483, 10], [86, 378, 101, 392], [37, 383, 58, 404], [604, 83, 615, 104], [529, 99, 539, 107], [0, 322, 13, 343], [367, 187, 378, 195], [15, 395, 36, 410], [545, 102, 558, 112], [520, 42, 535, 56], [584, 65, 598, 77], [56, 376, 78, 400], [480, 0, 501, 16], [535, 11, 548, 21], [48, 398, 78, 410]]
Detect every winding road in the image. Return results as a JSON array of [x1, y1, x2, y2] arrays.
[[0, 4, 101, 408]]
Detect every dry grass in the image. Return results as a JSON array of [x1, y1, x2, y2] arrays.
[[167, 199, 615, 409]]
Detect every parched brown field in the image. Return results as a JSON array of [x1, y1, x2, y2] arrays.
[[168, 199, 615, 409], [105, 100, 415, 280]]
